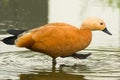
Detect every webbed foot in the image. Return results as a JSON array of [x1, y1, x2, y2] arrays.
[[70, 53, 91, 59], [61, 53, 91, 59]]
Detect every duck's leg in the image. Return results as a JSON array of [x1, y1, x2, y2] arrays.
[[52, 58, 56, 65], [52, 58, 56, 72], [61, 53, 91, 59]]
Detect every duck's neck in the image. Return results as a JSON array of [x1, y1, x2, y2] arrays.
[[79, 25, 92, 37], [78, 26, 92, 49], [79, 24, 91, 30]]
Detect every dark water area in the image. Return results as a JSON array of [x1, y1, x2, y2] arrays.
[[0, 0, 48, 34]]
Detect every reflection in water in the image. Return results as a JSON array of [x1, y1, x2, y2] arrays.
[[20, 65, 86, 80], [20, 72, 84, 80]]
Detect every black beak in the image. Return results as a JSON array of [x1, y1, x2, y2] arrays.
[[102, 27, 112, 35]]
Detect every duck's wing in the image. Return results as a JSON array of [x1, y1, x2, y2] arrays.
[[7, 29, 26, 36]]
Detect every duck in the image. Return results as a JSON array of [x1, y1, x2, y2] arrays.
[[1, 17, 112, 66]]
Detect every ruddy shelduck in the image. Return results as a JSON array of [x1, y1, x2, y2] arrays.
[[1, 17, 112, 66]]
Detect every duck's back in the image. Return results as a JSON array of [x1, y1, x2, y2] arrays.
[[15, 23, 92, 58]]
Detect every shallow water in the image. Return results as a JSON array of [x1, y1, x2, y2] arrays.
[[0, 35, 120, 80], [0, 0, 120, 80]]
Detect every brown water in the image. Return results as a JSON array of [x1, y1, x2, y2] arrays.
[[0, 37, 120, 80]]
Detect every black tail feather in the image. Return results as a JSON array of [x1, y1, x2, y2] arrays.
[[1, 29, 26, 45], [1, 36, 17, 45]]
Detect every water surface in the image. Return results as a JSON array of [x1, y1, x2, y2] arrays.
[[0, 38, 120, 80]]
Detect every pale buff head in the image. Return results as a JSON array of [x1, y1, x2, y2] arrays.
[[81, 17, 112, 35]]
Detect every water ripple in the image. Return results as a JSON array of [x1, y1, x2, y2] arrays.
[[0, 42, 120, 79]]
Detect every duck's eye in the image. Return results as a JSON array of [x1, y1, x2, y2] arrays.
[[100, 22, 103, 25]]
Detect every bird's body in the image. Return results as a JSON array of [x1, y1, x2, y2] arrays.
[[15, 23, 92, 58], [1, 17, 112, 66]]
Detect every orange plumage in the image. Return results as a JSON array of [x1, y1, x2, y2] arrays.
[[15, 23, 92, 58], [2, 17, 112, 66]]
